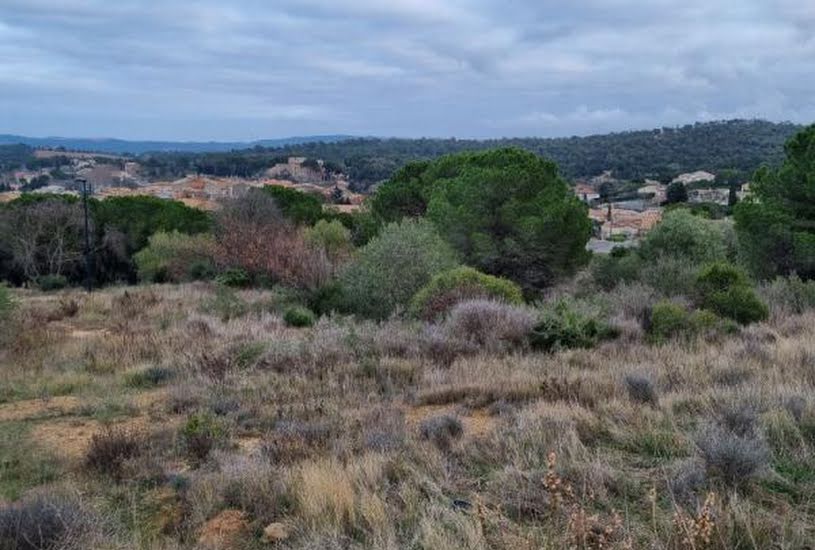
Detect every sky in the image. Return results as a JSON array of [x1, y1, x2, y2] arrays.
[[1, 0, 814, 141]]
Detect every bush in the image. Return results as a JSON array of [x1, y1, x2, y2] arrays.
[[305, 219, 353, 272], [37, 274, 68, 291], [624, 375, 659, 407], [283, 306, 316, 328], [134, 231, 217, 283], [695, 263, 768, 325], [85, 428, 143, 481], [696, 425, 769, 488], [590, 249, 642, 291], [180, 412, 226, 464], [419, 414, 463, 451], [638, 255, 699, 297], [640, 209, 732, 265], [215, 267, 251, 288], [410, 266, 524, 320], [760, 274, 815, 316], [444, 299, 536, 350], [0, 285, 14, 321], [201, 286, 248, 322], [340, 219, 459, 319], [0, 494, 92, 550], [529, 301, 615, 352], [647, 301, 690, 341], [125, 365, 175, 389], [647, 301, 738, 342]]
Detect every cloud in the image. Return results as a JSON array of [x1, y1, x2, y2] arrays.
[[0, 0, 812, 139]]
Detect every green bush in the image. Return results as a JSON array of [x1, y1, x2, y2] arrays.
[[647, 301, 690, 341], [179, 412, 226, 463], [695, 263, 768, 325], [529, 301, 615, 352], [340, 219, 459, 319], [283, 306, 316, 328], [648, 301, 739, 342], [410, 266, 523, 320], [638, 255, 700, 297], [134, 231, 217, 283], [215, 268, 251, 288], [640, 209, 733, 265], [590, 249, 643, 291], [0, 285, 14, 321], [37, 274, 68, 291]]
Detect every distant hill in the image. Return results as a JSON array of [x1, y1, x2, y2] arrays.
[[251, 119, 803, 189], [0, 134, 354, 155]]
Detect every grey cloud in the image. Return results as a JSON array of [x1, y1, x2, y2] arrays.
[[0, 0, 812, 140]]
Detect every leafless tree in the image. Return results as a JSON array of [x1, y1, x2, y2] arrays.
[[0, 199, 88, 282]]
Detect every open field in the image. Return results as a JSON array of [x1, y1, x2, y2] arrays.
[[1, 283, 814, 549]]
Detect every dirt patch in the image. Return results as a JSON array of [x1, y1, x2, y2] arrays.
[[198, 509, 250, 549], [31, 414, 179, 462], [404, 404, 497, 438], [0, 395, 82, 422]]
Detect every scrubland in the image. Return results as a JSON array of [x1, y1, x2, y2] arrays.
[[1, 281, 814, 549]]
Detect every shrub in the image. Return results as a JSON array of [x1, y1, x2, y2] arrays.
[[695, 262, 768, 325], [0, 494, 92, 550], [529, 301, 614, 352], [201, 286, 248, 322], [639, 255, 699, 297], [647, 301, 690, 341], [215, 190, 330, 290], [305, 219, 353, 274], [444, 299, 536, 350], [624, 375, 659, 407], [419, 414, 463, 451], [215, 267, 251, 288], [125, 365, 175, 389], [0, 285, 14, 321], [590, 250, 642, 291], [134, 231, 217, 283], [410, 266, 524, 320], [37, 274, 68, 291], [760, 274, 815, 316], [696, 425, 769, 488], [639, 209, 732, 265], [340, 219, 459, 319], [283, 306, 316, 328], [180, 412, 226, 464], [85, 428, 143, 481]]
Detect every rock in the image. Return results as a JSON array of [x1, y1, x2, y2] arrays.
[[198, 509, 250, 549], [262, 522, 290, 543]]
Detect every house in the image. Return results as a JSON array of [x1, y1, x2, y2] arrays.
[[672, 171, 715, 185], [637, 182, 667, 205], [573, 182, 600, 203]]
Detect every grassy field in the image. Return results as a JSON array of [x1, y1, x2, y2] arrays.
[[1, 283, 814, 549]]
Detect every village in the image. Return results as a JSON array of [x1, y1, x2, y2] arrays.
[[0, 148, 751, 254], [0, 152, 365, 212]]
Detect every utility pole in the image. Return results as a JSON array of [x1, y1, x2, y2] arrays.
[[77, 178, 93, 293]]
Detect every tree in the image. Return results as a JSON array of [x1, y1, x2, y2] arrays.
[[371, 148, 591, 293], [734, 124, 815, 280], [0, 199, 86, 282], [665, 181, 688, 204], [260, 186, 324, 225]]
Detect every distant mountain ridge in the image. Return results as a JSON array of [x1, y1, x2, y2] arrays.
[[0, 134, 354, 155]]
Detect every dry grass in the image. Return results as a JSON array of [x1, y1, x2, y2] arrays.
[[1, 282, 814, 548]]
